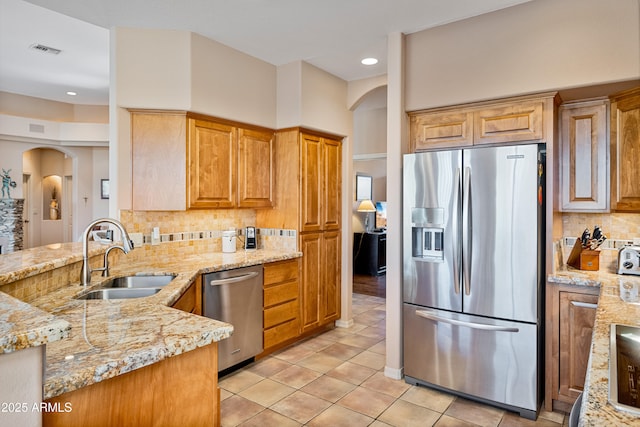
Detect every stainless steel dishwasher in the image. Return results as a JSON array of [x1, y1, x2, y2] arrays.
[[203, 265, 263, 371]]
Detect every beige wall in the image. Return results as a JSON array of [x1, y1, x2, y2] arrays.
[[405, 0, 640, 110], [0, 91, 108, 123], [190, 33, 277, 128]]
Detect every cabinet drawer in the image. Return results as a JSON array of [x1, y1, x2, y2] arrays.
[[264, 300, 299, 329], [264, 259, 299, 285], [264, 318, 300, 349], [264, 281, 298, 307]]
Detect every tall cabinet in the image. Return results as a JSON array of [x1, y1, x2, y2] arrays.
[[257, 128, 342, 335]]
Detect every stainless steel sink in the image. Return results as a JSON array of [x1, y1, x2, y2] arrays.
[[77, 287, 162, 300], [99, 274, 176, 289], [609, 324, 640, 414], [75, 274, 176, 300]]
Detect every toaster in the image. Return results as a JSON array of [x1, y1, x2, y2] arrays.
[[618, 246, 640, 276]]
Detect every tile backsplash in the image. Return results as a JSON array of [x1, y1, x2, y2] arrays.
[[560, 212, 640, 271], [119, 209, 297, 252]]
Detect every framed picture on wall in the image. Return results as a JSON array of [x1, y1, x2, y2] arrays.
[[100, 179, 110, 199], [356, 174, 372, 201]]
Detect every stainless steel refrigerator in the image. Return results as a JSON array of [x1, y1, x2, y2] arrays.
[[403, 144, 544, 420]]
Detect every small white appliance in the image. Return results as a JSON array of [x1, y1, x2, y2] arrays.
[[618, 246, 640, 276], [222, 230, 237, 253]]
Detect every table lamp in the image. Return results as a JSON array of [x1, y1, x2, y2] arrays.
[[357, 199, 376, 232]]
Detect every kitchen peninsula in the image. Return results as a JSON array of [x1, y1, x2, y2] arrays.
[[0, 241, 301, 426], [548, 266, 640, 426]]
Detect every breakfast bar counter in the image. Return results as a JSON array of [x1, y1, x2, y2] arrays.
[[0, 242, 301, 401], [548, 267, 640, 426]]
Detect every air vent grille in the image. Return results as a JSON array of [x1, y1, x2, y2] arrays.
[[29, 44, 62, 55]]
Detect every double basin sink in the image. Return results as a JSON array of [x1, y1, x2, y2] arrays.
[[76, 274, 177, 300]]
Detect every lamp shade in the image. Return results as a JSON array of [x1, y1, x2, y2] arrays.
[[357, 199, 376, 212]]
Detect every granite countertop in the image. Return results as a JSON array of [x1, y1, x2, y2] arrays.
[[548, 267, 640, 426], [0, 244, 301, 400]]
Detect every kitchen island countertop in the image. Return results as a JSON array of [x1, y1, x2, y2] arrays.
[[548, 267, 640, 426], [0, 243, 301, 400]]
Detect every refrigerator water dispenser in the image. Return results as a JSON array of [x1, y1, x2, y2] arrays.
[[411, 207, 445, 261]]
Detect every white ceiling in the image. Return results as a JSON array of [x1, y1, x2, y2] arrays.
[[0, 0, 532, 106]]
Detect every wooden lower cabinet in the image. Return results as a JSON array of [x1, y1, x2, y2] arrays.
[[321, 231, 341, 324], [545, 284, 599, 412], [263, 259, 301, 352], [300, 233, 322, 332], [43, 343, 220, 427], [171, 277, 202, 315]]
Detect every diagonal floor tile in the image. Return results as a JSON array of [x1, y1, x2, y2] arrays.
[[270, 390, 332, 424], [238, 378, 296, 407], [271, 364, 322, 388], [306, 405, 374, 427], [378, 399, 441, 427], [245, 356, 292, 377], [220, 395, 265, 427], [336, 386, 396, 418], [399, 384, 455, 413], [237, 408, 301, 427], [349, 349, 386, 370], [445, 398, 504, 427], [319, 342, 364, 360], [219, 370, 264, 394], [296, 352, 344, 373], [361, 371, 411, 398], [326, 360, 377, 385], [301, 375, 356, 402]]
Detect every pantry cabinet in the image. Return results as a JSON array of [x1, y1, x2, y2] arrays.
[[130, 110, 274, 210], [257, 128, 342, 334], [545, 283, 599, 413], [409, 93, 556, 152], [559, 99, 609, 212], [610, 87, 640, 212]]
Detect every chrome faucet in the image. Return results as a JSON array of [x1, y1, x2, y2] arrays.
[[81, 218, 134, 287]]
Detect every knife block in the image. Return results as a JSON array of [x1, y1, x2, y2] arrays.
[[566, 239, 600, 271]]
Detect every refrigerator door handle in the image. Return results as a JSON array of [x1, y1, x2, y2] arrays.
[[452, 167, 461, 295], [416, 310, 520, 333], [462, 166, 472, 296]]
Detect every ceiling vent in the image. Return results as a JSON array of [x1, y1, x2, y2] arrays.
[[29, 44, 62, 55]]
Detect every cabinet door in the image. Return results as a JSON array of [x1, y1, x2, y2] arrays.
[[300, 134, 323, 232], [300, 232, 321, 332], [323, 138, 342, 231], [238, 128, 274, 208], [474, 100, 544, 145], [321, 231, 341, 324], [558, 291, 598, 401], [131, 111, 187, 211], [610, 87, 640, 212], [560, 101, 608, 211], [188, 119, 236, 208], [410, 110, 473, 151]]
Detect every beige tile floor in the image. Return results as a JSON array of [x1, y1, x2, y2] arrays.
[[220, 293, 569, 427]]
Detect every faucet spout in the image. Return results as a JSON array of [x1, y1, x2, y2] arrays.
[[81, 218, 134, 287]]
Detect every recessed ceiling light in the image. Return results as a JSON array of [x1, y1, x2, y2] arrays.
[[66, 91, 77, 96], [361, 57, 378, 66]]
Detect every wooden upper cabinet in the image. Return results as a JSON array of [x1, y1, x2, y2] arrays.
[[300, 133, 323, 232], [188, 119, 236, 209], [473, 100, 543, 145], [560, 100, 609, 212], [610, 87, 640, 212], [323, 138, 342, 231], [131, 111, 188, 211], [410, 111, 473, 150], [237, 128, 274, 208], [409, 93, 554, 152]]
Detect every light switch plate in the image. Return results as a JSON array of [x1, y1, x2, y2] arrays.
[[129, 232, 143, 247]]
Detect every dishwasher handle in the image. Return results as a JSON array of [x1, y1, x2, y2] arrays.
[[207, 271, 259, 286]]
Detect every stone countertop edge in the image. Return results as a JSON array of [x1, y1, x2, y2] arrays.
[[0, 248, 302, 400], [548, 267, 640, 426], [0, 292, 71, 353]]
